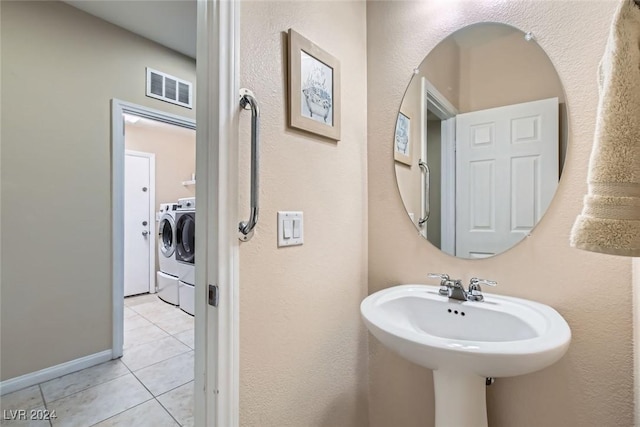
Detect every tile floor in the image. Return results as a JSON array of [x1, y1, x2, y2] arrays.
[[1, 294, 195, 427]]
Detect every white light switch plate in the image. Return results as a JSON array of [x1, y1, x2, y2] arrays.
[[278, 211, 303, 247]]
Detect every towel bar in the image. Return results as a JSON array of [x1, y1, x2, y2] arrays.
[[238, 88, 260, 242]]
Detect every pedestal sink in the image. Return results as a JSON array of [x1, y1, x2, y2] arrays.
[[361, 285, 571, 427]]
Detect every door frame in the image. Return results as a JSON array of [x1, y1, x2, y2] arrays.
[[421, 78, 458, 255], [195, 0, 240, 426], [111, 99, 196, 359], [124, 149, 156, 296]]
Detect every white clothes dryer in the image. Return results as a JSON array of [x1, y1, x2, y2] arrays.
[[175, 197, 195, 316]]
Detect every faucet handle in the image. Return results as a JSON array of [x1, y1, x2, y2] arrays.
[[469, 278, 497, 287], [467, 278, 497, 302], [428, 273, 451, 296]]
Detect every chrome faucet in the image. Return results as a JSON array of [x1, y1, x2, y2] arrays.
[[428, 274, 497, 302]]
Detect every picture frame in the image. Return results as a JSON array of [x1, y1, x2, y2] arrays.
[[288, 29, 341, 141], [394, 112, 411, 165]]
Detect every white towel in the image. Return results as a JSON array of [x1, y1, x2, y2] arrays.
[[570, 0, 640, 257]]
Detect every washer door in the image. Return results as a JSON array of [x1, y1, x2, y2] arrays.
[[159, 214, 176, 258], [176, 213, 195, 263]]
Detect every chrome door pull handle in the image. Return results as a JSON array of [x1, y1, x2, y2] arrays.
[[142, 230, 149, 237], [418, 160, 430, 226]]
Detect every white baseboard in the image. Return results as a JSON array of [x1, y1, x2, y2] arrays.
[[0, 349, 113, 396]]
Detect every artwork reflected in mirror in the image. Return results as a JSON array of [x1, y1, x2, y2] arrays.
[[394, 22, 567, 259], [394, 113, 411, 165]]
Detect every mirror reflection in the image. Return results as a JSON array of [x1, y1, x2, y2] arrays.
[[394, 22, 567, 259]]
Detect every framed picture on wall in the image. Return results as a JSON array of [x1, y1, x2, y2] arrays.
[[288, 28, 341, 141], [394, 112, 411, 165]]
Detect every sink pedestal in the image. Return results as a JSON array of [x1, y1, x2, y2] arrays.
[[433, 370, 487, 427]]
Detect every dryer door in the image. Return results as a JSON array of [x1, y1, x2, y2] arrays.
[[159, 214, 176, 258], [176, 213, 195, 263]]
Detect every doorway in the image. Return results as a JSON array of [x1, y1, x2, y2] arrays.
[[421, 78, 458, 255], [112, 100, 196, 357]]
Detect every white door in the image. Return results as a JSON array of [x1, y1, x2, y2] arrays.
[[124, 151, 155, 296], [455, 98, 559, 258]]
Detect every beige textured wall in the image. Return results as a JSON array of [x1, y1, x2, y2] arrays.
[[238, 1, 369, 426], [458, 30, 565, 113], [125, 121, 196, 210], [422, 37, 460, 109], [367, 2, 633, 427], [1, 0, 195, 380]]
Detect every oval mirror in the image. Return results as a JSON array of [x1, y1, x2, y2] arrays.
[[394, 22, 567, 259]]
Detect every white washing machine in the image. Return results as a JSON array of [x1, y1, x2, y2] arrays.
[[175, 197, 195, 315], [157, 202, 179, 305]]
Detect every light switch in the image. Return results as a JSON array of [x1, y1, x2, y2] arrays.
[[283, 219, 293, 239], [292, 219, 301, 238], [277, 211, 303, 247]]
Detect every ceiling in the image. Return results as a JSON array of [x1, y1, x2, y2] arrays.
[[63, 0, 197, 58]]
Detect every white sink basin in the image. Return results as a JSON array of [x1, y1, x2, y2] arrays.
[[361, 284, 571, 427], [361, 284, 571, 378]]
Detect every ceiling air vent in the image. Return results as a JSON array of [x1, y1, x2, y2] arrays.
[[146, 67, 193, 109]]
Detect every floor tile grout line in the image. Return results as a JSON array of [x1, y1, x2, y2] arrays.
[[106, 353, 176, 427], [123, 320, 164, 335], [125, 296, 193, 320], [74, 348, 170, 427], [120, 352, 184, 427], [85, 397, 155, 427], [125, 348, 194, 379], [155, 380, 194, 400], [131, 365, 194, 404], [127, 295, 191, 426], [156, 397, 183, 427], [131, 308, 184, 321], [130, 314, 193, 343], [122, 328, 172, 352], [39, 359, 131, 405], [138, 309, 194, 325], [128, 300, 185, 318], [155, 394, 186, 427], [120, 325, 193, 394], [122, 334, 189, 355], [42, 371, 133, 407], [120, 341, 192, 373], [130, 312, 193, 337], [37, 384, 53, 427]]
